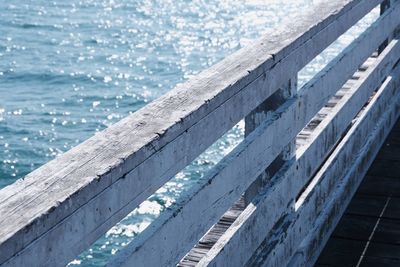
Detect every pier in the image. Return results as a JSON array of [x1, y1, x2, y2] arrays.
[[316, 119, 400, 267], [0, 0, 400, 266]]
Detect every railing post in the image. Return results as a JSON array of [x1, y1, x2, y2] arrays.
[[244, 77, 298, 205], [379, 0, 393, 53]]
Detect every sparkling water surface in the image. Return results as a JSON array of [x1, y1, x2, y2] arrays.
[[0, 0, 378, 266]]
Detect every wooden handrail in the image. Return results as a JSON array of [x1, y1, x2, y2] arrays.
[[1, 0, 399, 266]]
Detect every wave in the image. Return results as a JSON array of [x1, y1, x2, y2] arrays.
[[0, 20, 59, 31], [0, 71, 103, 85]]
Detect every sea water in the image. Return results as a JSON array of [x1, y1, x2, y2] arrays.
[[0, 1, 378, 265]]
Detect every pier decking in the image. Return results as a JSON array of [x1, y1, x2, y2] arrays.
[[316, 119, 400, 267]]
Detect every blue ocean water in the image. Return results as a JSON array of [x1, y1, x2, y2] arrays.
[[0, 1, 378, 266]]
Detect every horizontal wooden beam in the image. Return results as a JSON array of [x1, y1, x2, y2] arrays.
[[288, 65, 400, 267], [109, 5, 400, 266], [198, 34, 400, 267], [0, 1, 384, 266], [108, 98, 298, 267]]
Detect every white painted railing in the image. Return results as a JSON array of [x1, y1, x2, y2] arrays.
[[1, 0, 400, 266]]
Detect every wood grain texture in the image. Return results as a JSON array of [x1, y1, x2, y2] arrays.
[[264, 50, 400, 267], [0, 0, 389, 266], [197, 34, 400, 267], [316, 115, 400, 267], [109, 18, 400, 267], [107, 86, 299, 267]]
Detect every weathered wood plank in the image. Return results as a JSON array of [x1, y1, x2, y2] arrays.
[[376, 143, 400, 161], [359, 176, 400, 197], [384, 197, 400, 220], [363, 242, 400, 261], [366, 160, 400, 178], [317, 238, 400, 266], [332, 214, 377, 241], [197, 28, 400, 267], [296, 2, 400, 157], [316, 238, 366, 267], [318, 118, 400, 266], [372, 218, 400, 245], [178, 197, 245, 267], [379, 0, 393, 53], [107, 86, 299, 267], [244, 79, 297, 206], [0, 1, 384, 266], [253, 59, 397, 267], [346, 194, 388, 217], [108, 17, 400, 267], [363, 258, 400, 267], [284, 64, 400, 267]]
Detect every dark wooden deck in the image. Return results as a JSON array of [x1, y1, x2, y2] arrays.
[[315, 118, 400, 267]]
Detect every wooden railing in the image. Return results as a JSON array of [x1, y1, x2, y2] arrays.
[[1, 0, 400, 266]]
